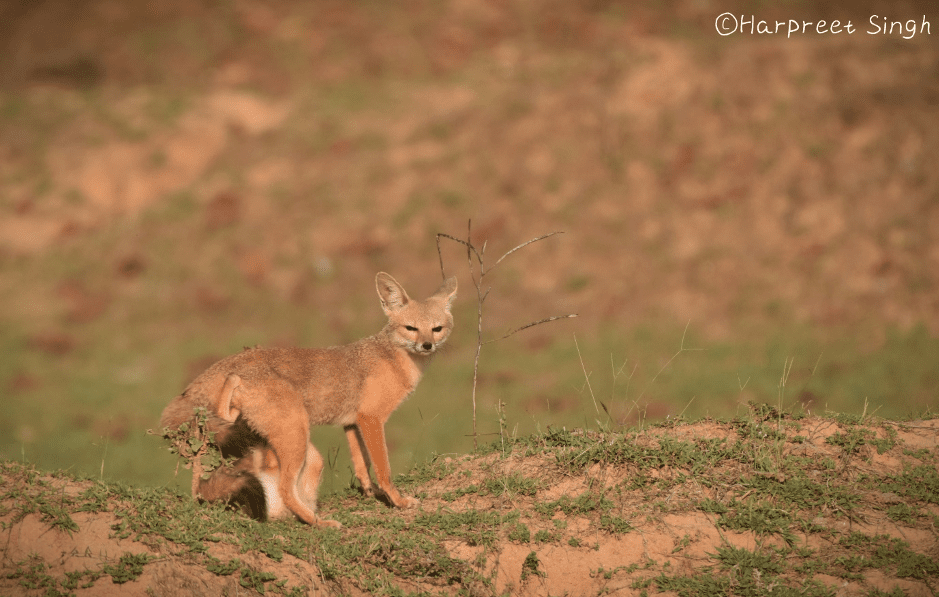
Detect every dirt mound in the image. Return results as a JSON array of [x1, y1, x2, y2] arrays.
[[2, 413, 937, 596]]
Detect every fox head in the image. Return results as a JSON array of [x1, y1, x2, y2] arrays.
[[376, 272, 457, 356]]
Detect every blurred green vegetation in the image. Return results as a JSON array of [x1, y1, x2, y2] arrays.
[[3, 252, 936, 494]]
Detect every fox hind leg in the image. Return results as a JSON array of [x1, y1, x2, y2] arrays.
[[252, 447, 287, 520], [226, 439, 328, 524], [263, 408, 340, 529], [298, 442, 324, 511]]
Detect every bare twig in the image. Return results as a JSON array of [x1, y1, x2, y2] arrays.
[[437, 219, 577, 449], [466, 220, 473, 274], [488, 231, 564, 273], [484, 314, 579, 345], [469, 238, 484, 448], [436, 233, 447, 280], [436, 231, 563, 276], [436, 233, 482, 275]]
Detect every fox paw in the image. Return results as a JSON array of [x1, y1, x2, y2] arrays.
[[317, 518, 342, 529], [396, 495, 420, 509]]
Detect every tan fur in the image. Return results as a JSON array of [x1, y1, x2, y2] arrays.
[[160, 272, 457, 528]]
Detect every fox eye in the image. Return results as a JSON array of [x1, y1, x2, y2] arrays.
[[405, 325, 418, 331], [432, 326, 442, 332]]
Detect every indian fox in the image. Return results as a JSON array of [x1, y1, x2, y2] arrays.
[[160, 272, 457, 528]]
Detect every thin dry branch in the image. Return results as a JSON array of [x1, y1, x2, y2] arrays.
[[488, 231, 564, 273], [484, 314, 579, 345], [436, 230, 563, 277], [466, 220, 474, 280], [436, 232, 482, 279], [436, 219, 577, 449]]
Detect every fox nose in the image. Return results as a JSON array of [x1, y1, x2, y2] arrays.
[[422, 342, 433, 351]]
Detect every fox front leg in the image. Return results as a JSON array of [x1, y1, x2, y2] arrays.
[[354, 414, 419, 509]]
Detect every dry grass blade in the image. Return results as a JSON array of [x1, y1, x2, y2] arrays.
[[574, 333, 600, 416], [634, 320, 701, 405]]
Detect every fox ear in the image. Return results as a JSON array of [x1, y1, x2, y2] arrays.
[[434, 276, 457, 310], [376, 272, 410, 314]]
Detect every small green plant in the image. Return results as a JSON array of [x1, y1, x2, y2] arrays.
[[886, 503, 921, 525], [439, 484, 479, 502], [672, 534, 692, 553], [239, 567, 278, 592], [697, 498, 729, 514], [715, 500, 797, 545], [599, 514, 632, 534], [205, 556, 241, 576], [877, 464, 939, 505], [714, 545, 782, 575], [485, 473, 541, 497], [521, 551, 544, 580], [102, 552, 154, 584], [535, 491, 613, 516], [870, 426, 898, 453], [508, 522, 531, 543], [4, 557, 65, 595], [826, 428, 874, 454], [153, 407, 232, 497], [533, 529, 557, 543]]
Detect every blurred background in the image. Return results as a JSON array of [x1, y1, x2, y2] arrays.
[[0, 0, 936, 494]]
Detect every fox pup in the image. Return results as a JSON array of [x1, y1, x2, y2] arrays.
[[160, 272, 457, 528]]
